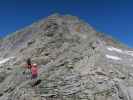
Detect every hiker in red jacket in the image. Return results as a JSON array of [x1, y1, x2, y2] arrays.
[[31, 63, 38, 79], [31, 63, 41, 87]]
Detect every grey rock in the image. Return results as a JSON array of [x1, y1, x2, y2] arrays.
[[0, 14, 132, 100]]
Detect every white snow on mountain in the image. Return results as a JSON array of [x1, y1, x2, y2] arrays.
[[107, 46, 133, 57], [105, 54, 122, 60], [124, 51, 133, 56], [0, 57, 14, 65], [107, 46, 123, 53]]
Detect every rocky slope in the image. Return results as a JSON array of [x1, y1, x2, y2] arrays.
[[0, 14, 133, 100]]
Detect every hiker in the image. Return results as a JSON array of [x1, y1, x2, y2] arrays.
[[23, 58, 32, 78], [31, 63, 41, 87], [31, 63, 38, 79]]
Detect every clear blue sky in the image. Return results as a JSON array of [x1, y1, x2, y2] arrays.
[[0, 0, 133, 47]]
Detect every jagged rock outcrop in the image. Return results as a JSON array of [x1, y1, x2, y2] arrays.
[[0, 14, 132, 100]]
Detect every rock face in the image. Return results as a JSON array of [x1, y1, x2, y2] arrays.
[[0, 14, 133, 100]]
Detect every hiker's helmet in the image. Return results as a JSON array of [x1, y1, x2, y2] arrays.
[[33, 63, 37, 67]]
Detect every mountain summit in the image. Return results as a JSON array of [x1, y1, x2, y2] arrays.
[[0, 14, 133, 100]]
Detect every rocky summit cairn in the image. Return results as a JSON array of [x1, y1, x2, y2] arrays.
[[0, 14, 132, 100]]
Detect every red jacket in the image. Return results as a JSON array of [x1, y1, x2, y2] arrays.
[[31, 66, 38, 75]]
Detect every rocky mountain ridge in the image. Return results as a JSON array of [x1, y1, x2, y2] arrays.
[[0, 14, 132, 100]]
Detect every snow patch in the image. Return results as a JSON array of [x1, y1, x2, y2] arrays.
[[107, 47, 123, 53], [107, 46, 133, 57], [106, 55, 122, 60], [124, 51, 133, 56], [0, 57, 14, 65]]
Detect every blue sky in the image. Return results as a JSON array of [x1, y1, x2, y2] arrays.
[[0, 0, 133, 47]]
